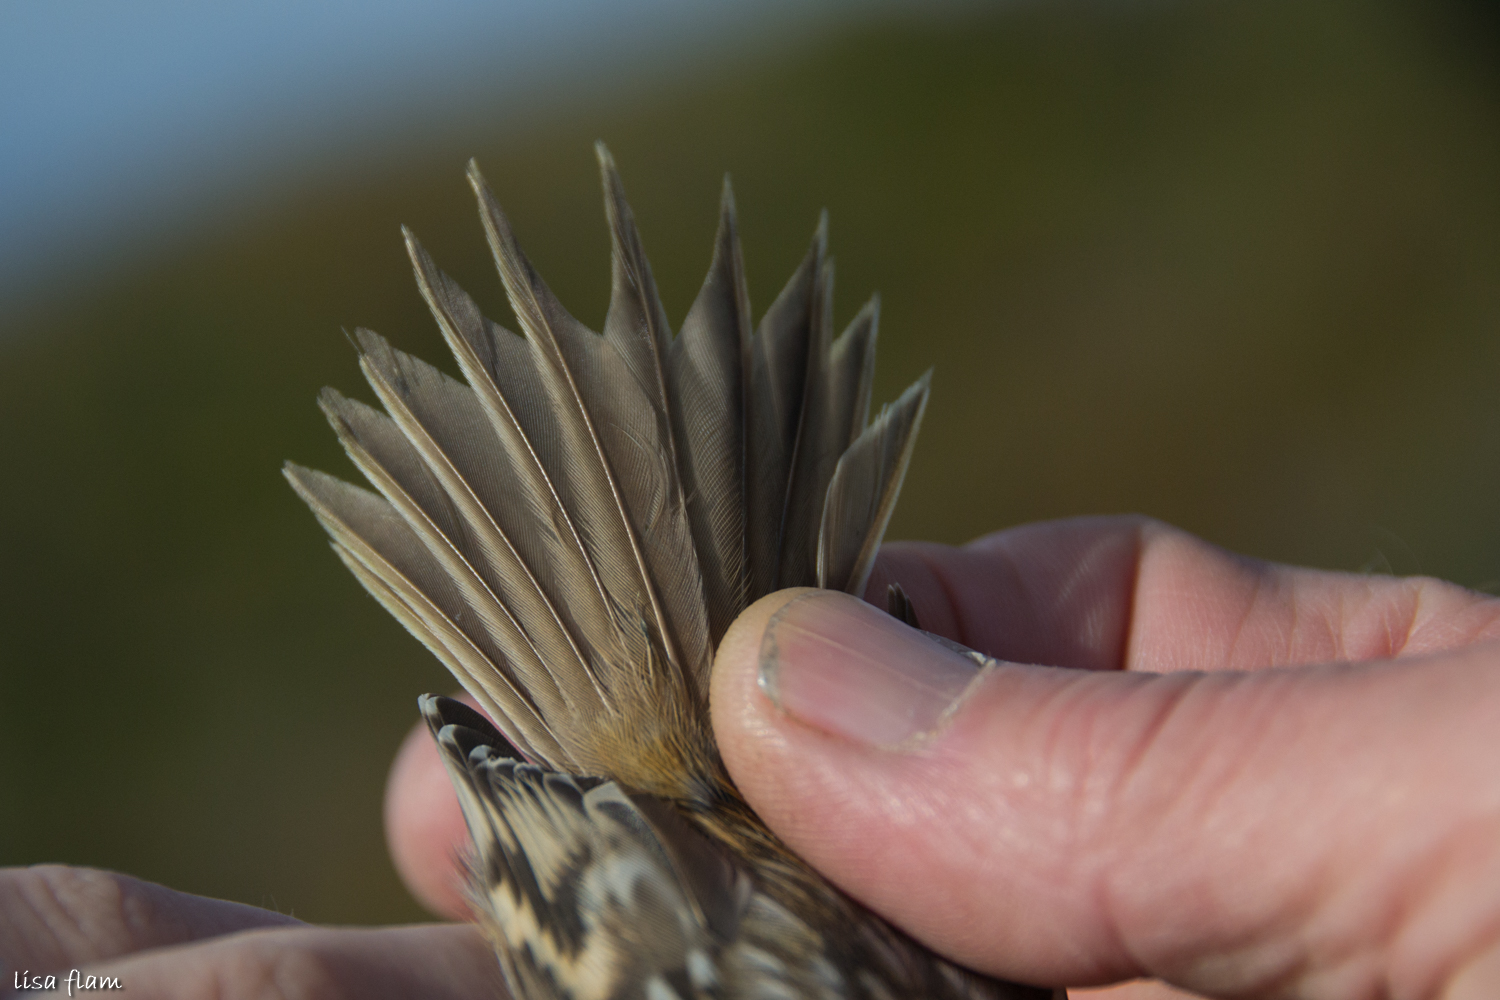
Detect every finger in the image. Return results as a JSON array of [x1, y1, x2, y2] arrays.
[[1071, 981, 1208, 1000], [76, 922, 501, 1000], [711, 588, 1500, 997], [385, 711, 473, 920], [0, 865, 301, 971], [865, 516, 1146, 671], [867, 516, 1500, 673]]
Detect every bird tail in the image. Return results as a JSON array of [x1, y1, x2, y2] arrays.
[[285, 144, 929, 797]]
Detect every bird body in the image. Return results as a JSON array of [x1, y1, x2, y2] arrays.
[[286, 145, 1059, 1000]]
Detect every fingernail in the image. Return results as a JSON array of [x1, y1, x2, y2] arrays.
[[759, 591, 991, 749]]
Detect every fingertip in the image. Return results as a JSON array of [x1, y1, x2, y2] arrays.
[[384, 710, 473, 920]]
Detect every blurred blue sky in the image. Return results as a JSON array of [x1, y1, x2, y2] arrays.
[[0, 0, 937, 318]]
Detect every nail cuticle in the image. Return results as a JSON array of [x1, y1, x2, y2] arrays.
[[756, 591, 992, 749], [756, 592, 827, 711], [880, 658, 994, 752]]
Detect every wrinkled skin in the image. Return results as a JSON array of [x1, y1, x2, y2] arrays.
[[9, 517, 1500, 1000]]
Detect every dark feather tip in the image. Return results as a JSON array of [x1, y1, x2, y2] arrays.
[[419, 694, 521, 759], [887, 582, 921, 630], [435, 721, 502, 769]]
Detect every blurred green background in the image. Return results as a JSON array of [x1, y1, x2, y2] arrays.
[[2, 0, 1499, 926]]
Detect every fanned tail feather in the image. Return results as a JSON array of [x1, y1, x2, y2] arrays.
[[468, 160, 703, 705], [779, 282, 885, 592], [284, 465, 571, 768], [287, 145, 930, 788], [283, 147, 1066, 1000], [595, 145, 714, 690], [345, 332, 620, 768], [670, 177, 752, 651], [817, 371, 932, 597], [746, 214, 826, 599], [402, 230, 629, 699]]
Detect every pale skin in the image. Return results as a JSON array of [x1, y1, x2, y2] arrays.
[[6, 516, 1499, 999]]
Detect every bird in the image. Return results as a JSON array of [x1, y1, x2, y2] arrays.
[[284, 143, 1063, 1000]]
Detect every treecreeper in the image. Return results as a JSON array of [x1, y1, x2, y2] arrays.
[[286, 143, 1065, 1000]]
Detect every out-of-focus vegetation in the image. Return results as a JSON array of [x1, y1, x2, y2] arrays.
[[2, 0, 1497, 924]]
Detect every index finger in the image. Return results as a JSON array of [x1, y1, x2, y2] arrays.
[[865, 515, 1500, 673], [0, 866, 301, 972]]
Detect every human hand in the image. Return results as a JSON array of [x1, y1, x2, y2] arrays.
[[0, 866, 498, 999], [711, 516, 1500, 999], [387, 515, 1500, 999]]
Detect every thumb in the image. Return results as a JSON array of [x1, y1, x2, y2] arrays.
[[709, 588, 1500, 998]]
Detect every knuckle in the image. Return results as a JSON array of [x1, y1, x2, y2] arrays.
[[14, 864, 150, 962], [205, 931, 349, 1000]]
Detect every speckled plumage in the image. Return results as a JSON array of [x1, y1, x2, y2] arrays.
[[286, 145, 1061, 1000]]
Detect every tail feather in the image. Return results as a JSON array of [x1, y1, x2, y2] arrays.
[[315, 387, 514, 660], [469, 160, 698, 698], [290, 147, 929, 787], [817, 371, 932, 597], [670, 176, 752, 650], [284, 464, 572, 767], [785, 295, 881, 591], [284, 146, 1068, 1000], [831, 297, 880, 455], [597, 142, 678, 455], [403, 230, 624, 676], [746, 214, 827, 597], [351, 330, 617, 730], [596, 145, 715, 688]]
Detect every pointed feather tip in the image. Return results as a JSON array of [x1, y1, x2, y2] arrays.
[[892, 367, 934, 422], [464, 157, 486, 192], [333, 325, 361, 355], [350, 326, 389, 359], [400, 224, 429, 267], [891, 368, 932, 443], [281, 464, 322, 520], [883, 367, 934, 409], [839, 295, 878, 339], [281, 462, 339, 517], [282, 459, 338, 490], [719, 173, 736, 215], [464, 159, 527, 270], [595, 140, 640, 245], [466, 160, 520, 244], [593, 139, 617, 175], [402, 232, 444, 298], [314, 385, 350, 426], [281, 460, 309, 491], [594, 142, 624, 194], [709, 174, 741, 258]]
